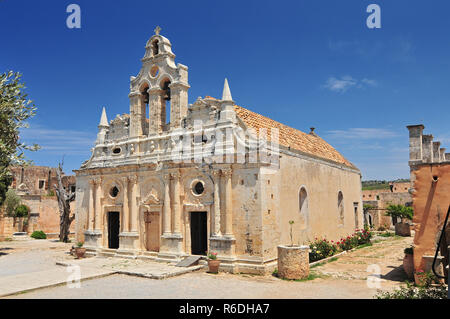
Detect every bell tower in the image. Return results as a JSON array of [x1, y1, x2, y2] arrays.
[[129, 27, 190, 137]]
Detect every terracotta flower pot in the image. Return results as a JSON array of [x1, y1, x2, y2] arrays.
[[402, 253, 414, 279], [208, 259, 221, 273], [75, 247, 86, 259]]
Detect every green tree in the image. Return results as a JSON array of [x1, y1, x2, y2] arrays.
[[385, 204, 413, 222], [4, 188, 21, 217], [0, 71, 39, 204], [15, 204, 29, 217]]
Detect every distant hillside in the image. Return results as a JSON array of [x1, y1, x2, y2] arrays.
[[362, 179, 410, 191]]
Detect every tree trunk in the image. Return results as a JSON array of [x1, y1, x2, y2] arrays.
[[55, 163, 75, 243]]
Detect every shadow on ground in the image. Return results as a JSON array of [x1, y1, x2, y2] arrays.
[[0, 247, 13, 256], [381, 265, 410, 282]]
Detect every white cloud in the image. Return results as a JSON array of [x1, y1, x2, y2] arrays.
[[19, 124, 96, 156], [323, 76, 377, 93], [325, 128, 399, 140]]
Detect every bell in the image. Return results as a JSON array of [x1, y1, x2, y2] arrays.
[[143, 92, 149, 104]]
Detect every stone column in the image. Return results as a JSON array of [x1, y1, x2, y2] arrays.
[[88, 179, 95, 231], [129, 174, 139, 232], [163, 173, 172, 235], [122, 177, 129, 232], [169, 81, 190, 129], [148, 88, 165, 135], [171, 171, 182, 235], [94, 177, 103, 231], [212, 170, 221, 236], [129, 91, 145, 137], [222, 168, 233, 237]]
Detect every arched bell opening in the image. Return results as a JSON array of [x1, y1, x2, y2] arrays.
[[160, 78, 171, 126]]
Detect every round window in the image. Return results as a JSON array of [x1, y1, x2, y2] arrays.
[[110, 186, 119, 198], [193, 181, 204, 195], [112, 147, 121, 154]]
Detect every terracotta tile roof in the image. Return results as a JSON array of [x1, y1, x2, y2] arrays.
[[233, 104, 357, 169]]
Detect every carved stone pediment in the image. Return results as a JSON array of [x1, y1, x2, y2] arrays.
[[141, 189, 160, 205]]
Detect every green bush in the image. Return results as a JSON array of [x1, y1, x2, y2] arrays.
[[15, 204, 29, 217], [31, 230, 46, 239], [4, 188, 21, 217], [379, 231, 395, 237], [309, 238, 338, 262], [355, 229, 372, 245], [385, 204, 413, 221], [375, 271, 446, 299]]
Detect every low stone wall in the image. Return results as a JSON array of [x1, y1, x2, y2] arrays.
[[0, 217, 25, 238]]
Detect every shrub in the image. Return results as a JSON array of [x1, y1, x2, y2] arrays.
[[355, 229, 372, 245], [76, 242, 84, 248], [31, 230, 46, 239], [15, 204, 29, 217], [379, 231, 395, 237], [309, 237, 338, 262], [4, 189, 21, 217], [385, 204, 413, 222], [404, 246, 413, 255], [375, 271, 447, 299], [207, 251, 218, 260]]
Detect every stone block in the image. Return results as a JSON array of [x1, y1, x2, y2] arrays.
[[277, 245, 309, 280]]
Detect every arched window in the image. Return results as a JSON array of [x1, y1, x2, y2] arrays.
[[298, 187, 308, 230], [338, 191, 344, 224], [140, 84, 149, 106], [152, 40, 159, 56], [160, 78, 171, 126]]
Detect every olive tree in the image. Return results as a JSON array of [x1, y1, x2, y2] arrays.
[[0, 71, 39, 205]]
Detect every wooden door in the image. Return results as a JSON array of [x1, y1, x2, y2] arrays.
[[144, 211, 160, 252]]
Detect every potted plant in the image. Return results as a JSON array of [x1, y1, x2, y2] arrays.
[[385, 204, 413, 236], [403, 246, 414, 279], [207, 251, 220, 273], [74, 242, 86, 259]]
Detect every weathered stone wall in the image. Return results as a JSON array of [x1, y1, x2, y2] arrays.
[[260, 153, 363, 261], [231, 167, 262, 257], [18, 195, 75, 236], [9, 166, 76, 196], [410, 164, 450, 274], [0, 217, 22, 238]]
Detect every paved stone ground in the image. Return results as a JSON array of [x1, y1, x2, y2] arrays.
[[0, 239, 115, 297], [1, 234, 413, 299]]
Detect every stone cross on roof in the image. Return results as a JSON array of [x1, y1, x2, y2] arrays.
[[154, 26, 161, 35]]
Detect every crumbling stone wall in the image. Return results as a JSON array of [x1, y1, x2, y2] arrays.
[[407, 124, 450, 279], [10, 166, 75, 196]]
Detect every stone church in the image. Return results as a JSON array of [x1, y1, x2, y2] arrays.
[[74, 28, 363, 274]]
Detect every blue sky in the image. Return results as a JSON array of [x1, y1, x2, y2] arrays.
[[1, 0, 450, 180]]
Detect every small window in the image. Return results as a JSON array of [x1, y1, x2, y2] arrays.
[[112, 147, 121, 154], [38, 180, 45, 189], [152, 40, 159, 55], [110, 186, 119, 198], [338, 191, 344, 223], [71, 185, 76, 193], [193, 181, 204, 195], [150, 65, 159, 78], [299, 187, 309, 229]]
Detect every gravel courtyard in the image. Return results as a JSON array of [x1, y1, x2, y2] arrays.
[[0, 235, 413, 299]]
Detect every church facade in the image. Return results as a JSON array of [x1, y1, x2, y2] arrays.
[[74, 29, 363, 274]]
